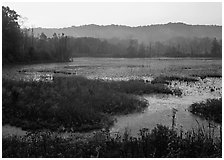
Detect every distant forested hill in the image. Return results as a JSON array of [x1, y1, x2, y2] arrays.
[[33, 23, 222, 44]]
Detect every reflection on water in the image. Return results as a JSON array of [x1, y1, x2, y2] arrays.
[[22, 72, 54, 82], [111, 78, 222, 137], [2, 125, 27, 137]]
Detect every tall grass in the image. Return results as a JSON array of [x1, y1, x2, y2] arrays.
[[189, 98, 222, 124], [151, 75, 198, 85], [99, 79, 177, 95], [191, 73, 222, 79], [3, 76, 179, 132], [2, 124, 221, 158]]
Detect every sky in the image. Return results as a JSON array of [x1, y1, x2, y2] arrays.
[[3, 2, 222, 28]]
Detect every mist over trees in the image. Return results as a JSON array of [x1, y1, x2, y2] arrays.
[[211, 38, 222, 57], [2, 6, 222, 65], [64, 36, 222, 58], [33, 23, 222, 43]]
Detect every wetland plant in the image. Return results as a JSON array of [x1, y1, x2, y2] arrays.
[[3, 75, 183, 132], [2, 124, 221, 158], [191, 73, 222, 79], [4, 76, 160, 132], [151, 75, 198, 85], [189, 98, 222, 124]]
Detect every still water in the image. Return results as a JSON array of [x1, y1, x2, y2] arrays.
[[111, 78, 222, 136]]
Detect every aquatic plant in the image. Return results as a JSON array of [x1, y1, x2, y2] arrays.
[[191, 73, 222, 79], [189, 98, 222, 124], [151, 75, 198, 85]]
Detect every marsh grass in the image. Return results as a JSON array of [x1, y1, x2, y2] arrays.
[[3, 76, 179, 132], [151, 75, 198, 85], [100, 79, 175, 95], [189, 98, 222, 124], [2, 124, 221, 158], [191, 73, 222, 79]]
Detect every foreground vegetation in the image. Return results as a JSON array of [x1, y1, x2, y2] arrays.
[[3, 124, 221, 158], [3, 76, 181, 132], [189, 98, 222, 124]]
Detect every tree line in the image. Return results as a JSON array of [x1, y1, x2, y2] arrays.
[[48, 36, 222, 58], [3, 6, 70, 64], [2, 6, 222, 65]]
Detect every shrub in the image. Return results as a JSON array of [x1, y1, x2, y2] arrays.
[[189, 98, 222, 124]]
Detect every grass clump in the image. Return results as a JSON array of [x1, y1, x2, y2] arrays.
[[151, 75, 198, 84], [189, 98, 222, 124], [101, 79, 176, 95], [2, 124, 221, 158], [191, 73, 222, 79]]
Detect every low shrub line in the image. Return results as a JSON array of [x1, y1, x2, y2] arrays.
[[2, 124, 221, 158]]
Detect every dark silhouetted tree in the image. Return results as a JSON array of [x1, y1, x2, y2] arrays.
[[2, 6, 23, 63]]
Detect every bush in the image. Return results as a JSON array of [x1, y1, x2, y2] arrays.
[[189, 98, 222, 124]]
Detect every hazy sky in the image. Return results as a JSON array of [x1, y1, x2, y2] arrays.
[[3, 2, 222, 28]]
